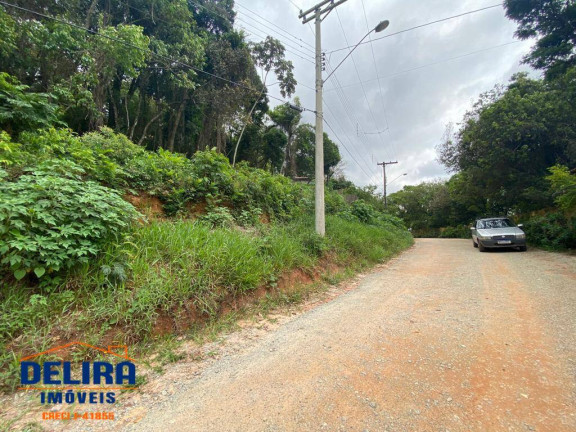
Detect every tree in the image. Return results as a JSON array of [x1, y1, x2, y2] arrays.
[[438, 72, 576, 214], [547, 165, 576, 212], [505, 0, 576, 78], [269, 100, 302, 177], [388, 182, 453, 231], [294, 124, 341, 179], [232, 36, 296, 165]]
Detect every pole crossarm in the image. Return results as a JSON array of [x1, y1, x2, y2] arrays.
[[299, 0, 349, 24]]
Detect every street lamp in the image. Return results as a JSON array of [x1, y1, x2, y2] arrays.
[[300, 1, 390, 236], [385, 173, 407, 208], [324, 20, 390, 83], [388, 173, 407, 187]]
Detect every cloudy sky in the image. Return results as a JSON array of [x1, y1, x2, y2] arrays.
[[234, 0, 536, 194]]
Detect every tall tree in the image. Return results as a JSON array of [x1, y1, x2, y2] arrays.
[[294, 124, 341, 179], [438, 72, 576, 214], [232, 36, 296, 165], [269, 99, 302, 177], [505, 0, 576, 78]]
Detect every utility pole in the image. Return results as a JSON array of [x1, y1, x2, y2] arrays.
[[299, 0, 349, 236], [377, 161, 398, 208]]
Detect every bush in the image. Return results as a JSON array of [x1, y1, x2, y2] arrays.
[[190, 149, 234, 201], [18, 128, 121, 185], [0, 160, 139, 280], [439, 225, 470, 238], [325, 189, 347, 214], [231, 163, 304, 220], [523, 212, 576, 250], [199, 206, 235, 228]]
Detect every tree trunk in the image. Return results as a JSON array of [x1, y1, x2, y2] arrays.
[[85, 0, 99, 27], [167, 93, 188, 152], [138, 111, 163, 146], [197, 114, 213, 151]]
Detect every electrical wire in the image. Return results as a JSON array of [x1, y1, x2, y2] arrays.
[[238, 24, 315, 65], [187, 0, 315, 62], [323, 117, 376, 182], [360, 0, 396, 155], [334, 8, 395, 162], [0, 0, 315, 111], [324, 40, 524, 91], [326, 3, 504, 54], [323, 100, 379, 181], [235, 0, 315, 51], [323, 62, 385, 176], [236, 16, 315, 59]]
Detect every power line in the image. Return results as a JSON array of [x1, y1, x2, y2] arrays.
[[334, 9, 395, 162], [0, 0, 314, 111], [323, 97, 376, 178], [324, 40, 524, 92], [325, 65, 385, 167], [323, 62, 384, 176], [236, 16, 315, 60], [237, 24, 315, 65], [187, 0, 317, 68], [324, 117, 375, 181], [326, 3, 504, 54], [235, 0, 315, 51], [187, 0, 315, 60], [360, 0, 395, 156]]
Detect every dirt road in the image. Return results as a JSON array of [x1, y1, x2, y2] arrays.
[[86, 239, 576, 431]]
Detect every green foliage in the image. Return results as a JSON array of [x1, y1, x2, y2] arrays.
[[294, 125, 341, 179], [436, 69, 576, 228], [505, 0, 576, 78], [388, 181, 454, 230], [235, 207, 263, 227], [0, 130, 23, 166], [325, 189, 347, 214], [22, 128, 122, 183], [523, 212, 576, 250], [0, 160, 139, 279], [349, 200, 379, 224], [251, 36, 296, 98], [438, 225, 470, 239], [547, 165, 576, 212], [199, 206, 235, 228], [326, 215, 413, 265], [231, 163, 304, 220], [0, 73, 63, 136], [190, 149, 234, 200]]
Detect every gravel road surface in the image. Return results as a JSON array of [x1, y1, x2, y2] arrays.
[[76, 239, 576, 432]]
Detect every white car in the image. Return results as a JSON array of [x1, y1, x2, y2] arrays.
[[470, 217, 527, 252]]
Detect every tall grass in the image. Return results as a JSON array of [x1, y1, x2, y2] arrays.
[[0, 216, 413, 391]]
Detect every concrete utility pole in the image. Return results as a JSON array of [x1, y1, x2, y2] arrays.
[[299, 0, 349, 236], [377, 161, 398, 208]]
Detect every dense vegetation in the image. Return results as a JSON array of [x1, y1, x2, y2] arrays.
[[389, 0, 576, 249], [0, 124, 412, 391], [0, 1, 415, 395], [0, 0, 341, 176]]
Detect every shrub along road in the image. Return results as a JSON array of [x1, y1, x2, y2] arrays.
[[76, 239, 575, 432]]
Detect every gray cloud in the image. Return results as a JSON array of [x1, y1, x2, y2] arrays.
[[239, 0, 535, 193]]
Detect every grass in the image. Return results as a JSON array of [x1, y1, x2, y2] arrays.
[[0, 214, 413, 393]]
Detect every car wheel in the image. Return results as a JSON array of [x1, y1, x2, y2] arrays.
[[519, 246, 527, 252], [473, 240, 478, 248], [478, 242, 487, 252]]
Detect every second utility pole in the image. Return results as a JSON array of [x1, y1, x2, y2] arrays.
[[377, 161, 397, 208], [299, 0, 349, 236]]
